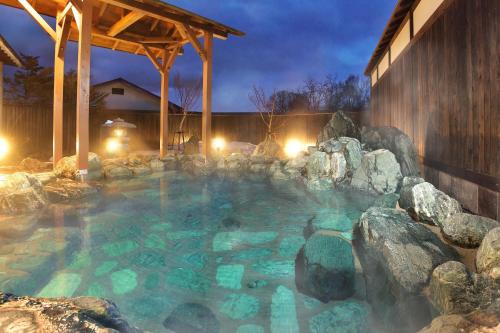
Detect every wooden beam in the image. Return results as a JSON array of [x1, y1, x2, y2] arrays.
[[150, 18, 159, 31], [68, 0, 82, 13], [98, 2, 107, 18], [99, 0, 230, 39], [202, 32, 213, 158], [139, 37, 176, 44], [163, 46, 178, 72], [56, 15, 72, 58], [58, 1, 73, 24], [75, 0, 93, 176], [177, 23, 206, 62], [17, 0, 56, 41], [53, 11, 66, 166], [159, 58, 169, 158], [72, 5, 81, 31], [107, 11, 145, 37], [142, 44, 161, 72]]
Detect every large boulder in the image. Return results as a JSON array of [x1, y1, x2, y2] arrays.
[[253, 137, 282, 159], [184, 135, 200, 155], [441, 213, 499, 248], [405, 182, 462, 227], [361, 126, 420, 177], [295, 230, 355, 302], [54, 152, 101, 180], [429, 261, 476, 315], [354, 207, 458, 332], [399, 176, 425, 210], [476, 227, 500, 279], [418, 300, 500, 333], [43, 178, 99, 202], [0, 173, 47, 214], [306, 151, 331, 179], [19, 157, 50, 172], [317, 111, 361, 143], [0, 293, 143, 332], [351, 149, 402, 194], [163, 303, 220, 333], [318, 137, 362, 182]]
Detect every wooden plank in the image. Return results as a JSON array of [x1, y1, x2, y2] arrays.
[[75, 0, 92, 174], [107, 10, 145, 37], [53, 11, 69, 165], [202, 32, 213, 157], [163, 46, 178, 72], [142, 44, 161, 72], [17, 0, 56, 40], [159, 66, 169, 157], [176, 23, 206, 62]]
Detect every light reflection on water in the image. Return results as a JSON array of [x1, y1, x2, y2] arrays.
[[0, 172, 387, 332]]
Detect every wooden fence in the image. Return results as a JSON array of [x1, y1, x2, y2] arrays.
[[0, 104, 367, 159]]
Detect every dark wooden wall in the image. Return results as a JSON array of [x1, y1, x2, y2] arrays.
[[0, 103, 367, 159], [370, 0, 499, 190]]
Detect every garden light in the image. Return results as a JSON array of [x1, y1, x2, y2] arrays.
[[106, 138, 121, 154], [284, 139, 304, 158], [212, 137, 226, 152], [0, 137, 9, 160], [113, 129, 125, 137]]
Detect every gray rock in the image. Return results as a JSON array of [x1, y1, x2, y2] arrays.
[[44, 178, 99, 202], [476, 227, 500, 279], [399, 176, 425, 210], [317, 111, 361, 143], [330, 152, 347, 181], [319, 137, 362, 171], [150, 158, 165, 171], [361, 126, 420, 177], [406, 182, 462, 227], [253, 137, 282, 159], [354, 207, 458, 332], [441, 213, 499, 248], [163, 303, 220, 333], [0, 292, 143, 333], [184, 135, 200, 155], [295, 230, 355, 302], [306, 151, 331, 179], [103, 164, 133, 179], [0, 173, 47, 214], [351, 149, 402, 194], [429, 261, 476, 315], [54, 152, 101, 180], [161, 156, 178, 169]]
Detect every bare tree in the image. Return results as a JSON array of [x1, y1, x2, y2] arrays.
[[249, 85, 290, 142], [172, 71, 202, 133]]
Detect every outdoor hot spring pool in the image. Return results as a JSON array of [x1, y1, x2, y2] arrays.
[[0, 171, 396, 332]]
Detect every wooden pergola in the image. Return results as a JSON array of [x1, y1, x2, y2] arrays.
[[0, 34, 23, 133], [0, 0, 243, 177]]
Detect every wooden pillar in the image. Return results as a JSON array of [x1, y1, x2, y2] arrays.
[[53, 12, 65, 166], [0, 61, 3, 134], [75, 0, 92, 177], [160, 67, 169, 157], [202, 32, 213, 158]]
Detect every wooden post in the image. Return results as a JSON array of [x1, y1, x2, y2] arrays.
[[75, 0, 93, 177], [0, 61, 3, 134], [53, 12, 65, 167], [202, 32, 213, 158], [160, 61, 169, 158]]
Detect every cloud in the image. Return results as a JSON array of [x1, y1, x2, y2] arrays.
[[0, 0, 397, 111]]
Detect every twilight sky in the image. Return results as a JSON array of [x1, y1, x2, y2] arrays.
[[0, 0, 396, 112]]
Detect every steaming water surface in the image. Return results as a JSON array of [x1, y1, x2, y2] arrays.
[[0, 171, 391, 332]]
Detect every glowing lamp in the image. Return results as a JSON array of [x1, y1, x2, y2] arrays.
[[212, 137, 226, 151], [284, 139, 304, 158], [113, 129, 125, 137], [0, 137, 9, 160], [106, 138, 121, 154]]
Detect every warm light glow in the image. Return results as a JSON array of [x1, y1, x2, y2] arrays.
[[114, 129, 125, 137], [106, 138, 121, 154], [285, 139, 305, 158], [0, 138, 9, 160], [212, 137, 226, 151]]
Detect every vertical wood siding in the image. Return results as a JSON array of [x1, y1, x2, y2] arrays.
[[370, 0, 499, 186]]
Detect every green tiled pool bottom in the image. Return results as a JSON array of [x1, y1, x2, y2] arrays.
[[0, 172, 390, 332]]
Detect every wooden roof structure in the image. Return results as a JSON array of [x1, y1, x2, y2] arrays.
[[0, 34, 23, 67], [0, 0, 243, 176], [1, 0, 244, 56], [364, 0, 414, 75]]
